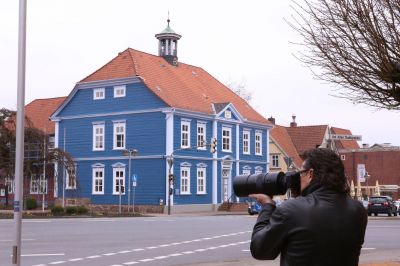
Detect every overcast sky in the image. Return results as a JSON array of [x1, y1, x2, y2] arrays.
[[1, 0, 399, 146]]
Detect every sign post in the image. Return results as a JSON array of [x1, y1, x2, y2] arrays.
[[132, 174, 137, 213]]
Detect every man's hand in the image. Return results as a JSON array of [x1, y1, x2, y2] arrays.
[[249, 194, 273, 205]]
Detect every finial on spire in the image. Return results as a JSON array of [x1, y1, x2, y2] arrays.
[[167, 10, 170, 26]]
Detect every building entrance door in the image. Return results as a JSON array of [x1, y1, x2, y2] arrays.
[[222, 169, 230, 202]]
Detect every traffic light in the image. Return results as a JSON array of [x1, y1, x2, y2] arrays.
[[168, 174, 174, 185], [210, 137, 217, 153]]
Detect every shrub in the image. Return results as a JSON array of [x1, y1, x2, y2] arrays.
[[65, 206, 77, 215], [76, 206, 88, 215], [25, 198, 37, 210], [51, 206, 64, 216]]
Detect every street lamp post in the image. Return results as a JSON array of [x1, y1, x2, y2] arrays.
[[364, 171, 370, 199], [123, 148, 138, 213]]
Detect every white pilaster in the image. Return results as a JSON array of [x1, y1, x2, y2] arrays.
[[165, 111, 174, 206], [212, 119, 218, 204]]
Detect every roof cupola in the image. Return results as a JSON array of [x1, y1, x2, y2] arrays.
[[155, 17, 182, 66]]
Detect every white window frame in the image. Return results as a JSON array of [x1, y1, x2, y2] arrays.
[[181, 120, 191, 148], [92, 167, 105, 195], [93, 88, 105, 100], [93, 124, 105, 151], [180, 166, 190, 195], [30, 175, 39, 194], [5, 177, 14, 194], [255, 167, 263, 175], [197, 167, 206, 194], [113, 167, 125, 195], [65, 164, 77, 189], [113, 121, 126, 150], [255, 131, 262, 155], [39, 174, 48, 194], [242, 168, 251, 175], [271, 154, 279, 168], [222, 126, 232, 152], [197, 123, 206, 150], [243, 130, 250, 154], [114, 85, 126, 98]]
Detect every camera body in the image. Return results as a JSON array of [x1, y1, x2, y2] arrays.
[[233, 171, 300, 197]]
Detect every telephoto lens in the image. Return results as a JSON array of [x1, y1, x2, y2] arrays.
[[233, 171, 300, 197]]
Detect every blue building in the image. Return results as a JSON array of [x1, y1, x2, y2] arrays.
[[50, 21, 272, 213]]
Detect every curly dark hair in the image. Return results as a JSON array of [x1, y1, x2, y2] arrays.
[[300, 148, 350, 194]]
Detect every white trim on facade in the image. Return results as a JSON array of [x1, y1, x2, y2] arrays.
[[180, 166, 191, 195], [181, 120, 190, 149], [114, 85, 126, 98], [113, 121, 126, 150], [93, 88, 105, 100], [243, 130, 250, 154], [113, 167, 125, 195], [255, 131, 262, 156], [222, 126, 232, 152], [196, 167, 206, 194], [197, 122, 206, 150], [92, 167, 105, 195], [93, 123, 105, 151]]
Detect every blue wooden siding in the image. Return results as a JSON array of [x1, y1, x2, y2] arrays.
[[58, 82, 167, 117], [62, 158, 166, 205], [217, 123, 237, 157], [171, 158, 213, 205], [173, 116, 213, 158], [58, 112, 166, 158], [239, 127, 267, 161]]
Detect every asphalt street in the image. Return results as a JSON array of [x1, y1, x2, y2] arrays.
[[0, 215, 399, 266]]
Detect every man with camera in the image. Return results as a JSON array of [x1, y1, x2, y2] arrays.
[[249, 148, 367, 266]]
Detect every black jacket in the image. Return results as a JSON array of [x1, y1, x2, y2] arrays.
[[250, 185, 368, 266]]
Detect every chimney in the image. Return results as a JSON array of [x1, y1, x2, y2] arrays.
[[268, 116, 275, 125], [290, 114, 297, 127], [362, 143, 370, 148]]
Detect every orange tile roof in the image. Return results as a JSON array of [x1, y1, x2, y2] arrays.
[[270, 125, 303, 168], [331, 127, 360, 149], [81, 48, 270, 125], [286, 125, 329, 154], [25, 97, 67, 134]]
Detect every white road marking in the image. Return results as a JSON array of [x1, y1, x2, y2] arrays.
[[83, 219, 116, 222], [23, 220, 51, 223], [139, 258, 155, 262], [22, 253, 65, 257], [362, 247, 376, 250], [69, 258, 83, 261], [242, 249, 250, 252], [154, 255, 169, 259], [49, 261, 66, 265], [43, 231, 252, 266], [118, 250, 132, 254]]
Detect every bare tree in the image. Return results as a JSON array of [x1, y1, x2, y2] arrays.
[[226, 79, 253, 103], [0, 108, 76, 198], [289, 0, 400, 110]]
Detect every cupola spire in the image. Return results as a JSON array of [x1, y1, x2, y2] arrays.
[[155, 16, 182, 66]]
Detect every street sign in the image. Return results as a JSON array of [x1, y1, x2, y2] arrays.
[[330, 134, 362, 141], [132, 174, 138, 187]]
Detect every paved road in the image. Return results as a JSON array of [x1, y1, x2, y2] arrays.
[[0, 215, 399, 266]]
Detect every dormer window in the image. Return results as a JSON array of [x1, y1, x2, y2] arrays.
[[114, 85, 126, 98], [93, 88, 105, 100]]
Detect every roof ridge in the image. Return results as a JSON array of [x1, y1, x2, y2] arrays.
[[127, 48, 140, 76]]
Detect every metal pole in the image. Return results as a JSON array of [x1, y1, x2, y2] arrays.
[[62, 128, 66, 208], [13, 1, 27, 265], [42, 133, 46, 212], [128, 151, 131, 213], [119, 180, 121, 215], [132, 185, 135, 214]]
